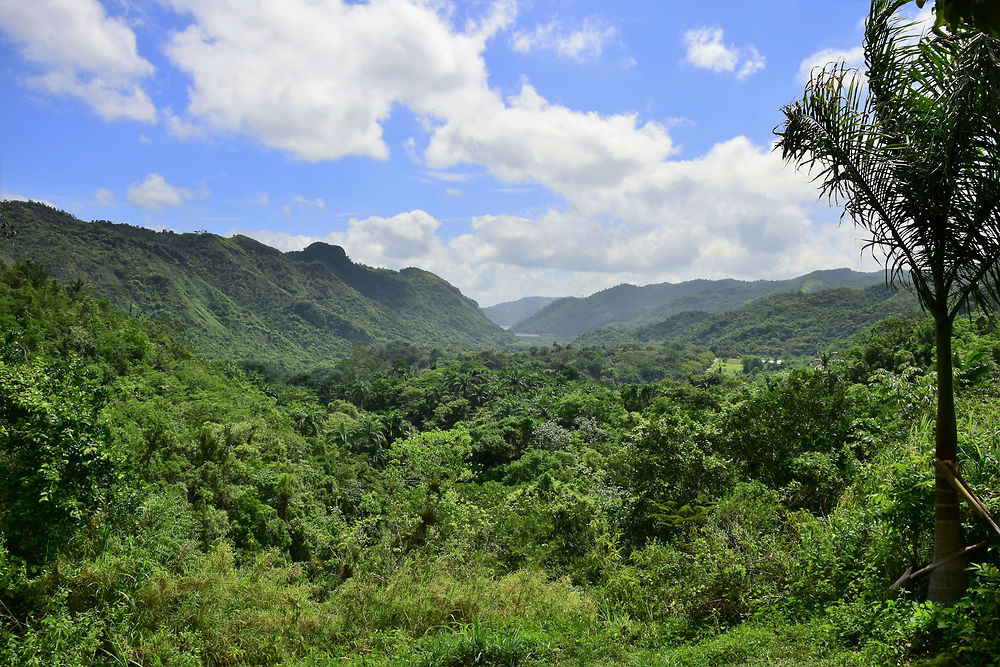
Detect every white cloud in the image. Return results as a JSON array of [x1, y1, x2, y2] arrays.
[[165, 0, 511, 161], [0, 0, 156, 122], [795, 2, 933, 88], [905, 3, 936, 37], [283, 195, 325, 217], [683, 26, 765, 79], [164, 108, 206, 140], [126, 173, 200, 210], [445, 188, 463, 198], [737, 45, 766, 80], [95, 187, 115, 205], [230, 137, 878, 306], [425, 83, 676, 197], [511, 18, 617, 62], [155, 0, 870, 303], [0, 189, 58, 208], [426, 170, 479, 183], [294, 195, 324, 209], [403, 137, 420, 163], [684, 27, 738, 72], [796, 46, 864, 84], [234, 210, 445, 262]]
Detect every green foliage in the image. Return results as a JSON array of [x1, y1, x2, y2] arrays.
[[0, 354, 126, 563], [578, 284, 920, 361], [407, 620, 546, 667], [0, 200, 515, 368], [482, 296, 559, 329], [921, 0, 1000, 37], [717, 368, 858, 514], [513, 268, 881, 340], [2, 257, 999, 664]]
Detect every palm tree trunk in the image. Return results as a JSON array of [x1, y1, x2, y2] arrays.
[[927, 314, 966, 604]]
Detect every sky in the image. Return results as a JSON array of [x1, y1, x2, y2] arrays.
[[0, 0, 933, 307]]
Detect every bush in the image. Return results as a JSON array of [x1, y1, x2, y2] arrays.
[[0, 355, 127, 563]]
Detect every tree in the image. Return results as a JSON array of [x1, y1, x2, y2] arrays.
[[0, 356, 123, 562], [776, 0, 1000, 602], [916, 0, 1000, 37]]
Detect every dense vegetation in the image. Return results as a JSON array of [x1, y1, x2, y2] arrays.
[[776, 0, 1000, 602], [0, 201, 515, 369], [482, 297, 559, 329], [510, 269, 881, 340], [577, 284, 920, 361], [2, 261, 999, 665]]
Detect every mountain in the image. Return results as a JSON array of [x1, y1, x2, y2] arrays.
[[0, 201, 515, 367], [482, 296, 559, 328], [510, 268, 883, 340], [576, 284, 921, 359]]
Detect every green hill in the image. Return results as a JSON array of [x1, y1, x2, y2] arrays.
[[482, 296, 559, 328], [511, 268, 883, 340], [2, 254, 999, 665], [0, 201, 514, 367], [577, 284, 920, 359]]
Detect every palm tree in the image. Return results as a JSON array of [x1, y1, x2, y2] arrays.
[[776, 0, 1000, 603]]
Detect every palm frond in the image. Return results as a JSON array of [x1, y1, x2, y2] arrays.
[[776, 0, 1000, 321]]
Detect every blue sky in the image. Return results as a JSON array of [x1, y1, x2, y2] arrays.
[[0, 0, 932, 306]]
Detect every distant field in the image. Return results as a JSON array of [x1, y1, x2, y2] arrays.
[[708, 357, 743, 375], [721, 358, 743, 374]]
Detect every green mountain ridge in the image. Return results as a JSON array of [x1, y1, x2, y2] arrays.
[[512, 268, 884, 340], [577, 284, 921, 359], [0, 201, 514, 367], [481, 296, 559, 328]]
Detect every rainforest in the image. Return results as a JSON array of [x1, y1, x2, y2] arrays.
[[2, 243, 1000, 664], [3, 0, 1000, 665]]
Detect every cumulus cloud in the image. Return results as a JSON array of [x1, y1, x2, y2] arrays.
[[283, 195, 325, 217], [230, 138, 876, 306], [165, 0, 510, 161], [424, 83, 676, 197], [95, 187, 115, 205], [160, 0, 869, 303], [796, 3, 933, 86], [234, 210, 445, 262], [737, 45, 766, 79], [164, 108, 207, 140], [511, 18, 617, 62], [126, 173, 200, 210], [0, 0, 156, 121], [796, 46, 864, 84], [683, 26, 765, 79]]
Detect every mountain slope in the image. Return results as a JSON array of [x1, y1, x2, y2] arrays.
[[511, 269, 883, 340], [482, 296, 559, 328], [0, 201, 514, 366], [576, 284, 921, 359]]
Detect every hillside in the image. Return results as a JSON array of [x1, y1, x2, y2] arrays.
[[577, 284, 920, 359], [511, 268, 883, 340], [482, 296, 559, 328], [0, 201, 514, 367], [3, 259, 999, 665]]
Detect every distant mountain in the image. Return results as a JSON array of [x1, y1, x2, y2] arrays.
[[576, 284, 920, 359], [0, 201, 514, 367], [511, 268, 884, 340], [482, 296, 559, 328]]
